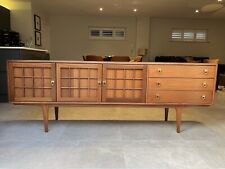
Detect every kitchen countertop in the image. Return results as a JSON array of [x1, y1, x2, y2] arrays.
[[0, 47, 48, 52]]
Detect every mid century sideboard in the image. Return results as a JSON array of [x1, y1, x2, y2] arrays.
[[7, 60, 218, 133]]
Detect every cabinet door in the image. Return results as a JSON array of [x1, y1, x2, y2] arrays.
[[8, 62, 56, 102], [57, 63, 102, 102], [102, 65, 147, 103]]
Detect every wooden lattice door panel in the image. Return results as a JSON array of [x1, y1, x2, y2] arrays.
[[57, 63, 102, 102], [7, 62, 56, 102], [102, 65, 147, 103]]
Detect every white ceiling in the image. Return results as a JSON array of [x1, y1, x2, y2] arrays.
[[32, 0, 225, 19]]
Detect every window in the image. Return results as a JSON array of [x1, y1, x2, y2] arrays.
[[115, 30, 125, 38], [183, 30, 194, 41], [90, 29, 100, 37], [171, 30, 182, 41], [89, 27, 126, 40], [102, 30, 113, 37], [196, 30, 207, 42], [171, 29, 207, 42]]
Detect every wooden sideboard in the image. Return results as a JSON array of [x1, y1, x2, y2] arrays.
[[7, 60, 218, 133]]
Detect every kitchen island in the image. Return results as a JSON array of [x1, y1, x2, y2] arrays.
[[0, 47, 49, 102]]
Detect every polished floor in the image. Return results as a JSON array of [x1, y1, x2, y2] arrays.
[[0, 91, 225, 169]]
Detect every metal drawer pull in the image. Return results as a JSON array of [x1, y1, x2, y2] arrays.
[[156, 82, 161, 87], [202, 82, 207, 88], [51, 80, 55, 86], [98, 81, 102, 85], [102, 80, 107, 86], [157, 68, 162, 73], [203, 69, 208, 74], [156, 94, 160, 100], [202, 95, 206, 100]]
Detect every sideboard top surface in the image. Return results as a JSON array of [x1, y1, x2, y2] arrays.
[[7, 60, 217, 66]]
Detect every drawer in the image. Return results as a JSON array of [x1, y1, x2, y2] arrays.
[[148, 78, 215, 91], [148, 65, 216, 78], [147, 91, 213, 105]]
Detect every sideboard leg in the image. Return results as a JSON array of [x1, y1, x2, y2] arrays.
[[54, 107, 59, 120], [165, 108, 169, 121], [175, 107, 182, 133], [42, 105, 49, 132]]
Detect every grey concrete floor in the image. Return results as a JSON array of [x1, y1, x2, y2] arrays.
[[0, 91, 225, 169]]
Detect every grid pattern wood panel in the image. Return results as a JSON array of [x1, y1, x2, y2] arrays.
[[8, 63, 55, 102], [102, 65, 146, 103], [57, 64, 102, 102]]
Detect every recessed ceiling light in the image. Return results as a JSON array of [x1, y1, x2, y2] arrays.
[[218, 0, 222, 2], [195, 9, 200, 13], [133, 9, 138, 12], [99, 8, 103, 11]]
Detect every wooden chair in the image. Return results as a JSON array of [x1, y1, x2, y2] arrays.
[[111, 56, 130, 62], [203, 59, 219, 64], [130, 56, 143, 62], [85, 55, 103, 61]]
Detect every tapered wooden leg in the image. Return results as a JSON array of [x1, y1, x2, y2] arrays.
[[175, 107, 182, 133], [165, 108, 169, 121], [54, 107, 59, 120], [42, 105, 49, 132]]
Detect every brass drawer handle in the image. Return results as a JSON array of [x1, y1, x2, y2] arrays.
[[156, 82, 161, 87], [98, 81, 102, 86], [157, 68, 162, 73], [156, 94, 160, 100], [102, 80, 107, 86], [202, 82, 207, 88], [203, 69, 208, 75], [202, 95, 206, 100], [51, 80, 55, 87]]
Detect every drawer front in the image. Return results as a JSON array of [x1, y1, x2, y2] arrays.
[[148, 65, 216, 78], [148, 78, 215, 91], [147, 91, 213, 105]]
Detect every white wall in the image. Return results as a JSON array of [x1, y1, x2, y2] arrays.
[[0, 0, 50, 50], [150, 18, 225, 63], [7, 0, 223, 63], [51, 15, 225, 63], [8, 1, 34, 47], [50, 16, 139, 60], [32, 2, 50, 51], [136, 16, 150, 53]]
